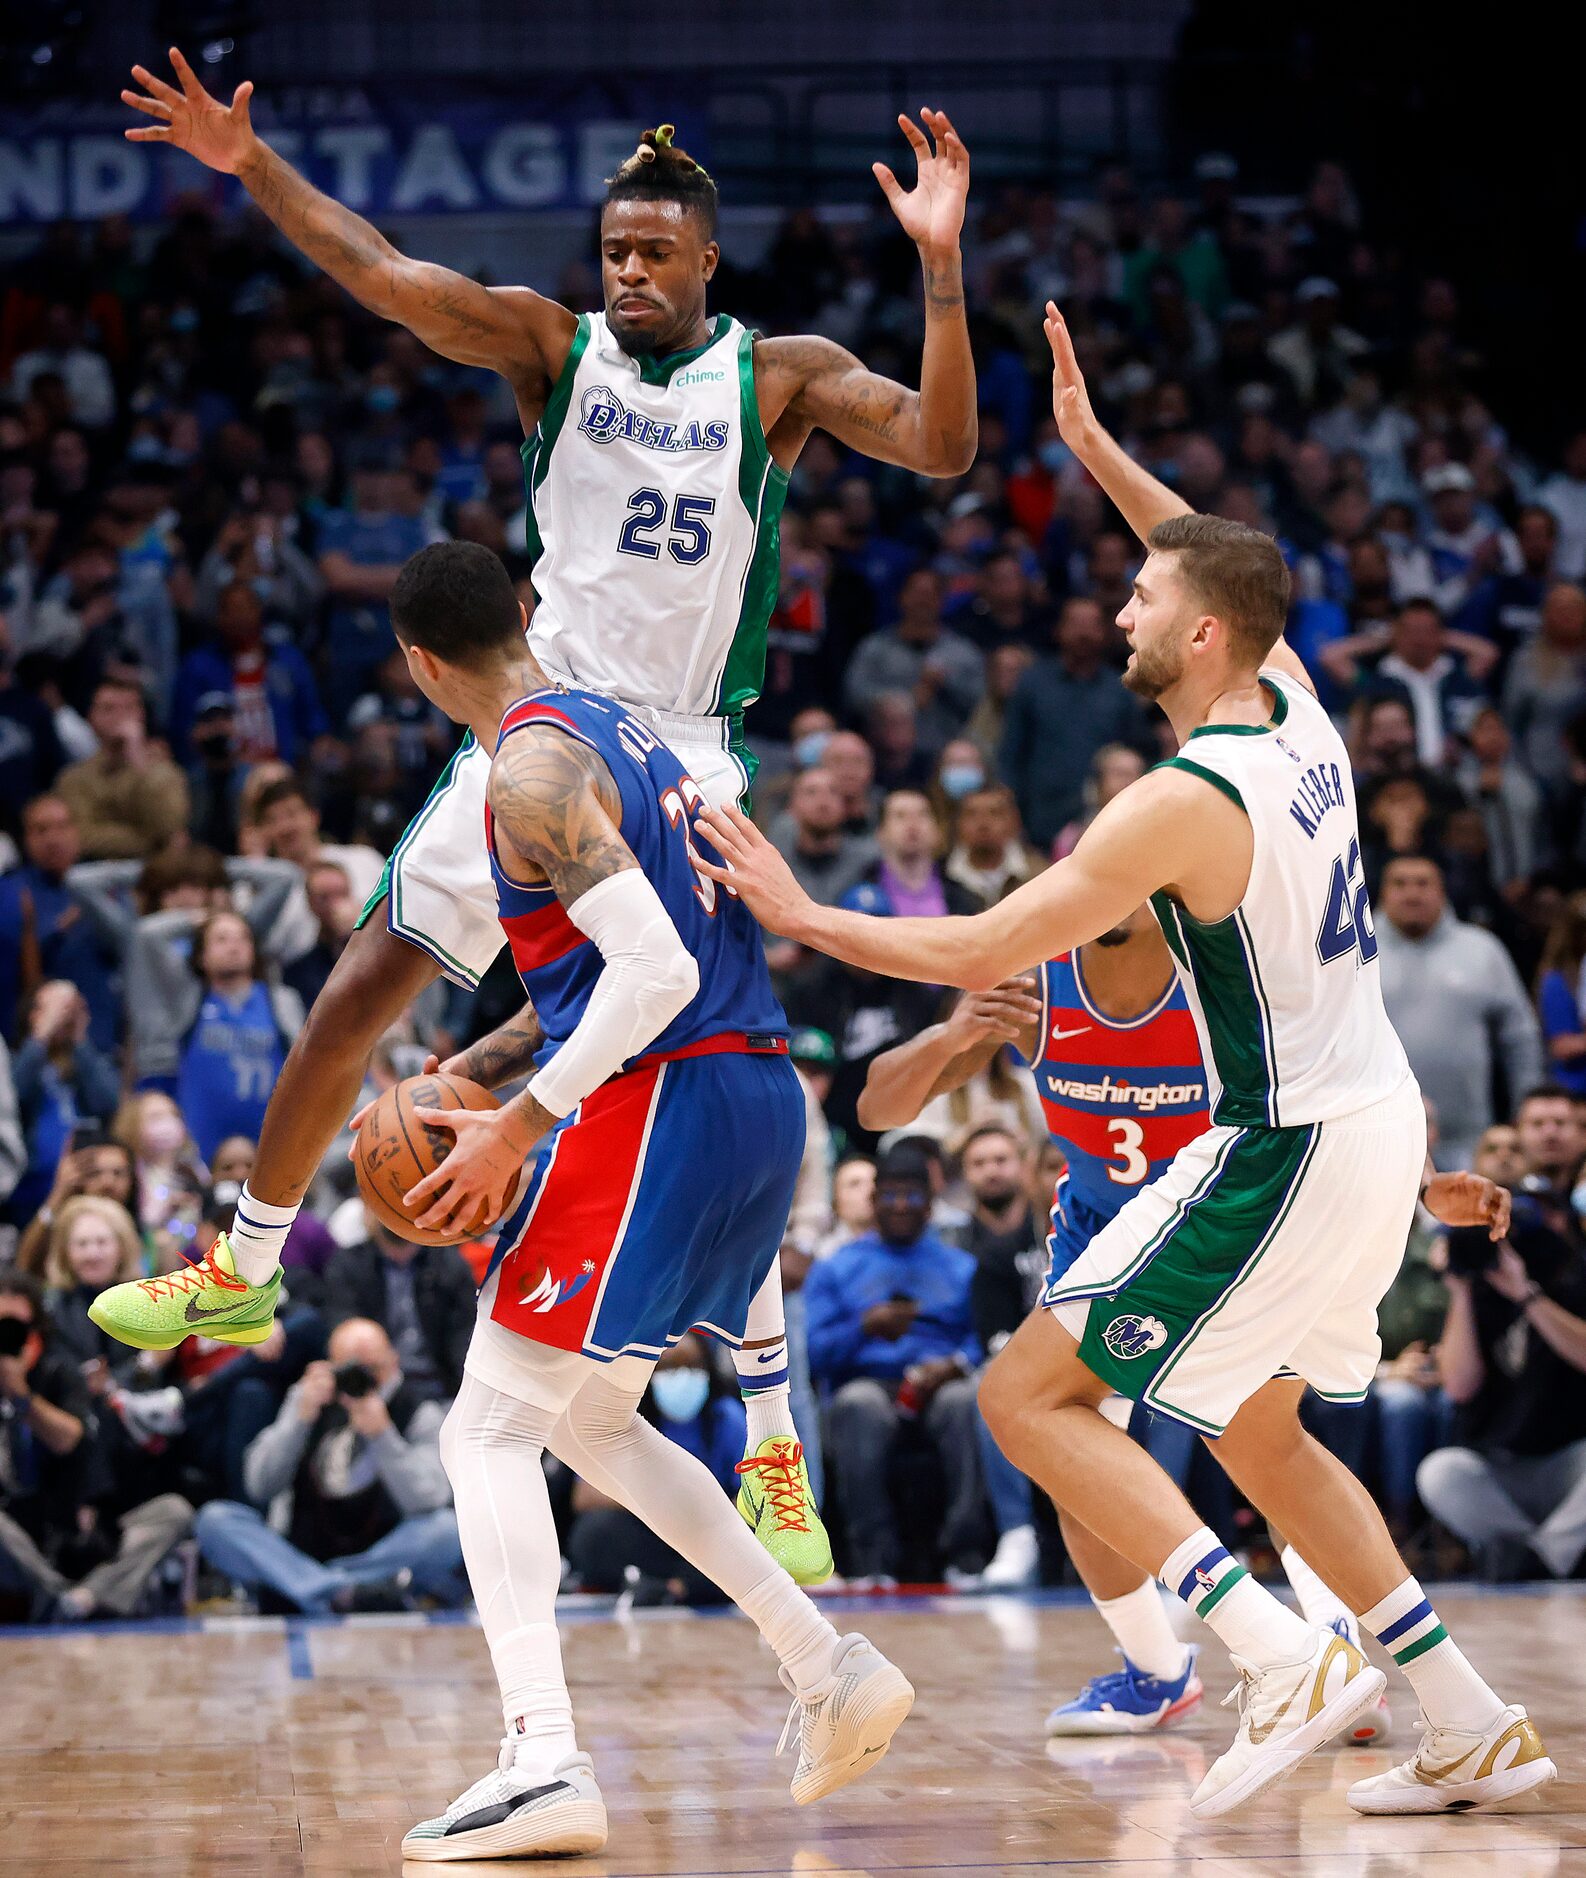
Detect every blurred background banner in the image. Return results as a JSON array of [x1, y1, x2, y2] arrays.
[[0, 83, 698, 227]]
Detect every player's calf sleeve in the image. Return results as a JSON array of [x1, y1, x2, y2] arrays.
[[1158, 1527, 1313, 1668]]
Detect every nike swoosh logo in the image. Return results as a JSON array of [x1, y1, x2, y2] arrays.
[[1049, 1025, 1092, 1042], [742, 1491, 765, 1524], [1416, 1748, 1477, 1782], [184, 1294, 254, 1324], [1246, 1681, 1305, 1746], [756, 1350, 785, 1364]]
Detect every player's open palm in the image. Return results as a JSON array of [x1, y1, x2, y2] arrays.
[[122, 46, 259, 174], [874, 110, 970, 252], [1043, 301, 1099, 451]]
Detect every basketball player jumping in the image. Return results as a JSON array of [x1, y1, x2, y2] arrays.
[[94, 48, 977, 1584], [696, 303, 1554, 1818]]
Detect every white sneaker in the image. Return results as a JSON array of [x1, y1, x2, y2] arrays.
[[980, 1524, 1039, 1589], [401, 1747, 607, 1861], [1328, 1616, 1392, 1744], [1189, 1627, 1386, 1819], [1348, 1704, 1556, 1815], [778, 1633, 915, 1804]]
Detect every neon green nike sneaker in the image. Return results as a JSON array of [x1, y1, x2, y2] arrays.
[[736, 1438, 834, 1586], [87, 1234, 281, 1351]]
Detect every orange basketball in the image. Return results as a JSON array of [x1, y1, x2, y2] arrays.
[[353, 1072, 501, 1247]]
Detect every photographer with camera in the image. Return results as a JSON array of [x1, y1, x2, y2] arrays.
[[191, 1316, 465, 1612], [1418, 1102, 1586, 1578]]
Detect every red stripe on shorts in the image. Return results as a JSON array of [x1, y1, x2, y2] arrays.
[[490, 1063, 662, 1352]]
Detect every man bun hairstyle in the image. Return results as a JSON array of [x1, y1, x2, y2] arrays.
[[1148, 512, 1291, 665], [390, 540, 523, 668], [604, 125, 718, 237]]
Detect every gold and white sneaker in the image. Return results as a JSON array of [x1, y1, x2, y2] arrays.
[[401, 1747, 607, 1860], [1190, 1627, 1387, 1819], [1348, 1704, 1556, 1815], [778, 1633, 915, 1804]]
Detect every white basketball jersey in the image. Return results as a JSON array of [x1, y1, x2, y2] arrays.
[[520, 311, 788, 722], [1149, 671, 1411, 1128]]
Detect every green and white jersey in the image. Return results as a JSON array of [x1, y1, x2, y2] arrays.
[[1149, 670, 1411, 1130], [520, 310, 788, 720]]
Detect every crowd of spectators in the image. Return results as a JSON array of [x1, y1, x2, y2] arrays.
[[4, 147, 1586, 1619]]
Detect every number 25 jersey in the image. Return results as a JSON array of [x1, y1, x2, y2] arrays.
[[521, 311, 787, 722], [1149, 670, 1411, 1129]]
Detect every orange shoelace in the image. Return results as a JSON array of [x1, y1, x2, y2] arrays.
[[735, 1439, 810, 1533], [136, 1246, 249, 1302]]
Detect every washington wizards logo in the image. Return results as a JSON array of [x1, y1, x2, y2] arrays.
[[1102, 1313, 1168, 1360], [577, 385, 728, 453], [517, 1257, 598, 1314]]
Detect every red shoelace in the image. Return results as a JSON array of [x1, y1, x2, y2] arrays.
[[136, 1246, 249, 1301], [735, 1440, 810, 1533]]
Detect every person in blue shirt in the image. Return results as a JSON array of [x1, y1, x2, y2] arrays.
[[1536, 893, 1586, 1099], [169, 580, 327, 767], [175, 910, 302, 1164], [0, 796, 118, 1052], [806, 1146, 982, 1581], [5, 980, 120, 1227], [316, 464, 433, 715], [563, 1335, 749, 1606]]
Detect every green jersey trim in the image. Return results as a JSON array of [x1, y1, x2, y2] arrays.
[[1156, 754, 1246, 813], [364, 735, 482, 987], [712, 324, 789, 718], [521, 313, 593, 573], [634, 313, 731, 387], [1151, 890, 1276, 1128], [1186, 679, 1290, 739]]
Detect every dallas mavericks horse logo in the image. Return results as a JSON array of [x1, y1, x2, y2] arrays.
[[578, 384, 729, 453], [1102, 1313, 1168, 1360]]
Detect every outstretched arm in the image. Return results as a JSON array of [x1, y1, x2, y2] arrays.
[[698, 776, 1200, 992], [858, 981, 1041, 1131], [123, 49, 574, 400], [758, 111, 975, 477], [406, 728, 697, 1233]]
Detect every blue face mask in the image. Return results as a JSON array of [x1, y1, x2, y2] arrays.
[[651, 1367, 710, 1423], [794, 730, 831, 768], [940, 764, 986, 800], [366, 385, 401, 415]]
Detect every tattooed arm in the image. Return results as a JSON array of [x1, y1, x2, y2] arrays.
[[121, 50, 574, 406], [405, 728, 698, 1233], [445, 1001, 546, 1091], [755, 111, 975, 476]]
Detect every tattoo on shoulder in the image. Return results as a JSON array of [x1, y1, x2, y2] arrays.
[[488, 729, 635, 904], [764, 335, 908, 445]]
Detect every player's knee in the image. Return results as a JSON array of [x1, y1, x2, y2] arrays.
[[977, 1355, 1029, 1457]]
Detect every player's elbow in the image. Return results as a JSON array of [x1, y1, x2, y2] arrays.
[[920, 421, 978, 479], [856, 1082, 911, 1134], [643, 944, 699, 1030]]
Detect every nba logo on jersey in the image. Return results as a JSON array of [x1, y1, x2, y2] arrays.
[[1102, 1313, 1168, 1360]]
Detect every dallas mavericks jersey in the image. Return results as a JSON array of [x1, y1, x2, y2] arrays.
[[487, 688, 787, 1067], [1150, 670, 1411, 1129], [520, 312, 788, 720], [1033, 952, 1210, 1229]]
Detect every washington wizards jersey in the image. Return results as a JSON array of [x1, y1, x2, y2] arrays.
[[488, 687, 786, 1067], [1032, 952, 1210, 1232]]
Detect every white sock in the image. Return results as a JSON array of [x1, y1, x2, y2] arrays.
[[497, 1622, 579, 1780], [1279, 1544, 1352, 1633], [737, 1565, 840, 1696], [1360, 1577, 1503, 1733], [736, 1335, 796, 1449], [1092, 1578, 1191, 1681], [1158, 1527, 1313, 1668], [228, 1183, 299, 1285]]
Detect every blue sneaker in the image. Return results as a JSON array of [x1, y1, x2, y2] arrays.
[[1330, 1616, 1392, 1743], [1045, 1647, 1203, 1736]]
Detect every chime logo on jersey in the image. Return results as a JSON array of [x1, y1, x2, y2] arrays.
[[1102, 1313, 1168, 1360], [578, 384, 730, 453]]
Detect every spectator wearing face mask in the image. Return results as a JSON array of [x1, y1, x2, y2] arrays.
[[564, 1336, 748, 1606]]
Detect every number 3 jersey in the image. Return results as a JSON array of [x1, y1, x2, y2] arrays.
[[486, 688, 787, 1069], [520, 311, 787, 722], [1031, 952, 1210, 1255], [1149, 669, 1411, 1130]]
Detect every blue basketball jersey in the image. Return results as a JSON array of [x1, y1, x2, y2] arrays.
[[487, 687, 787, 1068]]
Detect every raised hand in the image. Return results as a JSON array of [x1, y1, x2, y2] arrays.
[[944, 977, 1042, 1050], [122, 46, 260, 175], [873, 109, 970, 255], [1043, 301, 1100, 450]]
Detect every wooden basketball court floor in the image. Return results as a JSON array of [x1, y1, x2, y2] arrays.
[[2, 1586, 1582, 1878]]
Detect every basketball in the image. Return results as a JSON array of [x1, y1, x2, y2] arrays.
[[353, 1071, 500, 1246]]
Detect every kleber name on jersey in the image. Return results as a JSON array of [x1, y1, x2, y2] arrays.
[[579, 385, 729, 453]]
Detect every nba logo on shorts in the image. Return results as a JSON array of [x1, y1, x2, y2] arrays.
[[1102, 1313, 1168, 1360]]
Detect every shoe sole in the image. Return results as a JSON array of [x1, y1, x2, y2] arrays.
[[1347, 1698, 1393, 1747], [1190, 1664, 1388, 1819], [791, 1665, 916, 1805], [401, 1797, 608, 1860], [1046, 1681, 1204, 1737], [1348, 1756, 1557, 1816], [86, 1305, 278, 1352]]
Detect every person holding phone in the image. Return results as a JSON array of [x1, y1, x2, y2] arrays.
[[191, 1315, 466, 1613]]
